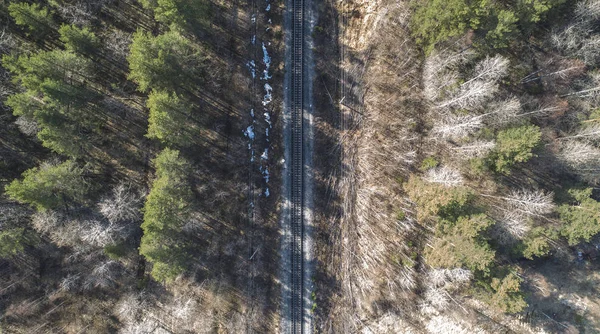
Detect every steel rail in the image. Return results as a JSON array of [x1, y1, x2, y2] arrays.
[[290, 0, 304, 331]]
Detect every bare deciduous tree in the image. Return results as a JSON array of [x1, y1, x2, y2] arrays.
[[558, 140, 600, 167], [59, 274, 81, 292], [435, 55, 509, 110], [486, 98, 521, 124], [464, 55, 510, 86], [424, 287, 450, 311], [84, 260, 121, 290], [485, 189, 555, 217], [425, 167, 464, 187], [431, 114, 484, 139], [116, 292, 151, 324], [423, 49, 474, 102], [105, 30, 132, 62], [14, 116, 39, 136], [80, 219, 124, 247], [552, 1, 600, 65], [98, 184, 142, 224], [452, 140, 496, 158], [436, 80, 499, 110], [497, 211, 531, 242], [560, 124, 600, 142], [426, 315, 487, 334], [56, 0, 114, 26]]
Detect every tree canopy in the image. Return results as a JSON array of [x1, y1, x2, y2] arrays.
[[488, 125, 542, 174], [410, 0, 567, 53], [559, 188, 600, 245], [8, 2, 54, 39], [146, 90, 193, 146], [140, 148, 193, 282], [426, 214, 496, 273], [59, 24, 100, 56], [5, 160, 89, 211], [139, 0, 210, 29], [128, 30, 203, 92]]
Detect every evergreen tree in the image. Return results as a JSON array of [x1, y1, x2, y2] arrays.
[[559, 188, 600, 245], [59, 24, 100, 56], [5, 160, 89, 211], [140, 148, 193, 282], [0, 228, 26, 258], [8, 2, 54, 39], [426, 214, 496, 273], [146, 90, 193, 146], [128, 30, 203, 92], [489, 272, 527, 313], [488, 125, 541, 174], [139, 0, 210, 29]]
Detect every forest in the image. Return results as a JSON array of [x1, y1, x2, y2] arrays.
[[2, 0, 600, 333], [312, 0, 600, 332], [0, 0, 281, 332]]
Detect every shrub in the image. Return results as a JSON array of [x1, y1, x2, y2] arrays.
[[420, 156, 439, 171]]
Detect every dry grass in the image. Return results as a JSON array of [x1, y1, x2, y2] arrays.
[[322, 0, 425, 331]]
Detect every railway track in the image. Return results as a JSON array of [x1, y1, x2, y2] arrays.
[[290, 0, 304, 331]]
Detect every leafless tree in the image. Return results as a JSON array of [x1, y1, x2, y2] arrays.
[[436, 80, 499, 110], [435, 55, 509, 110], [425, 167, 464, 187], [424, 287, 450, 311], [507, 189, 555, 216], [484, 189, 555, 217], [56, 0, 114, 26], [105, 30, 132, 63], [426, 315, 487, 334], [452, 140, 496, 158], [431, 114, 485, 139], [552, 1, 600, 65], [120, 318, 162, 334], [80, 219, 124, 247], [31, 210, 64, 238], [14, 116, 39, 136], [84, 260, 121, 290], [0, 28, 15, 54], [423, 49, 474, 102], [98, 184, 143, 224], [116, 292, 151, 324], [496, 211, 531, 242], [486, 98, 521, 124], [427, 268, 472, 288], [560, 123, 600, 142], [558, 140, 600, 167], [464, 55, 510, 86], [59, 274, 81, 292], [0, 202, 32, 229]]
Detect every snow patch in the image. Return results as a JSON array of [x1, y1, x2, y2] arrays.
[[246, 60, 256, 78], [261, 43, 272, 80], [263, 83, 273, 106], [244, 125, 255, 139], [266, 4, 271, 11], [261, 148, 269, 160], [265, 188, 270, 197]]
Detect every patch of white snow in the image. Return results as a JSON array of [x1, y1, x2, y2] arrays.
[[244, 125, 255, 139], [263, 83, 273, 106]]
